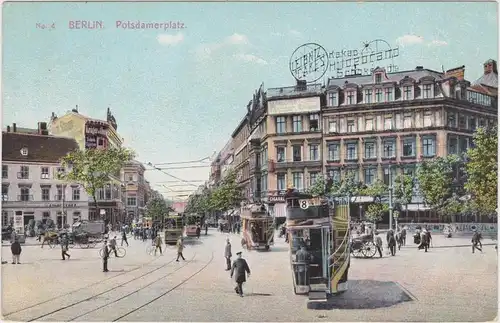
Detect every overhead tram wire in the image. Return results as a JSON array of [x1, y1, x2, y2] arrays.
[[153, 156, 211, 166], [147, 162, 205, 188]]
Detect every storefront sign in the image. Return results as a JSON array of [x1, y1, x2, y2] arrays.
[[268, 196, 285, 203], [268, 97, 320, 116], [289, 39, 400, 83], [48, 203, 78, 208], [14, 213, 23, 229], [85, 124, 108, 136]]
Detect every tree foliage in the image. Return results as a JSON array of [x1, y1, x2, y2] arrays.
[[58, 147, 135, 208], [210, 169, 242, 212], [146, 196, 173, 221], [306, 172, 363, 197], [185, 188, 213, 214], [364, 203, 389, 223], [465, 126, 498, 216], [360, 180, 389, 223], [416, 154, 462, 212], [393, 174, 414, 216]]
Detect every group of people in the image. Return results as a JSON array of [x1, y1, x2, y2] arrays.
[[219, 222, 240, 234]]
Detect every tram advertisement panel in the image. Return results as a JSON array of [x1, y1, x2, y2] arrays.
[[330, 200, 350, 294]]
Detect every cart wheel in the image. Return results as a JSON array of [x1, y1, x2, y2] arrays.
[[362, 241, 377, 258], [98, 248, 104, 258], [116, 247, 126, 258], [351, 248, 364, 258]]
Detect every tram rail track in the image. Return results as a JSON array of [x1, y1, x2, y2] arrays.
[[3, 252, 163, 317]]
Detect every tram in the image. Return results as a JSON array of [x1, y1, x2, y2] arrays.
[[241, 204, 274, 251], [165, 215, 183, 245], [285, 188, 350, 300], [184, 213, 202, 237]]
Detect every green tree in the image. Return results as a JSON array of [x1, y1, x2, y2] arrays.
[[58, 147, 135, 219], [305, 174, 327, 197], [393, 174, 415, 218], [146, 197, 174, 225], [210, 169, 242, 213], [360, 180, 389, 224], [465, 126, 498, 216], [416, 155, 461, 213]]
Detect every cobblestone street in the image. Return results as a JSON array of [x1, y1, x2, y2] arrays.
[[2, 230, 497, 321]]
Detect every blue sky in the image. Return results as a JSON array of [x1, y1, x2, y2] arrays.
[[2, 2, 498, 199]]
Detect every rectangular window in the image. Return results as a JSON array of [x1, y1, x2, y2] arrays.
[[292, 116, 302, 133], [448, 137, 458, 155], [56, 186, 64, 201], [403, 166, 415, 177], [422, 84, 432, 99], [277, 173, 286, 191], [276, 116, 286, 134], [402, 137, 415, 157], [364, 168, 376, 185], [383, 139, 396, 158], [385, 88, 393, 101], [309, 145, 319, 161], [127, 197, 137, 206], [403, 86, 412, 100], [72, 187, 80, 201], [328, 92, 338, 106], [459, 137, 469, 154], [98, 188, 105, 200], [20, 187, 31, 201], [346, 91, 355, 105], [458, 115, 467, 128], [328, 169, 341, 182], [478, 118, 486, 128], [375, 88, 383, 102], [383, 167, 396, 186], [328, 120, 338, 133], [309, 114, 319, 131], [346, 168, 359, 182], [105, 185, 112, 200], [469, 117, 476, 131], [447, 112, 456, 127], [292, 172, 304, 191], [346, 143, 357, 160], [18, 166, 29, 179], [346, 120, 356, 133], [365, 118, 374, 131], [364, 89, 373, 103], [422, 137, 436, 157], [328, 143, 340, 161], [41, 188, 50, 201], [292, 145, 302, 162], [2, 185, 8, 201], [384, 117, 393, 130], [375, 74, 382, 84], [2, 165, 7, 179], [309, 172, 319, 187], [403, 115, 412, 128], [2, 211, 8, 227], [261, 174, 268, 193], [364, 142, 376, 159], [423, 112, 433, 127], [40, 167, 50, 179], [276, 146, 286, 162]]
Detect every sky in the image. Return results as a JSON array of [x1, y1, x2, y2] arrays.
[[2, 1, 498, 200]]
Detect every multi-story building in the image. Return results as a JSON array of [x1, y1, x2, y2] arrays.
[[49, 107, 126, 224], [121, 160, 147, 223], [231, 117, 251, 199], [2, 125, 90, 231]]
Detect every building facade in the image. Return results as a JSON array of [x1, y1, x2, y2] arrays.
[[49, 108, 126, 225], [2, 127, 90, 231], [121, 160, 147, 223], [210, 59, 498, 224]]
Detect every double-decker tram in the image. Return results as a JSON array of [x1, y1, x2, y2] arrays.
[[184, 213, 202, 237], [164, 215, 183, 245], [286, 189, 350, 300], [241, 204, 274, 251]]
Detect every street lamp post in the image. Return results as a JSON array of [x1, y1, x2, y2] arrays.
[[388, 165, 394, 231]]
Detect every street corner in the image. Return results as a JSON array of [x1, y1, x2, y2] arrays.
[[307, 279, 414, 310]]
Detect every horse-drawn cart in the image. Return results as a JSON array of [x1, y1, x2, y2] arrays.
[[350, 234, 377, 258]]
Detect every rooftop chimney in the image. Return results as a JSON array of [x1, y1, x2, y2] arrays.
[[6, 125, 10, 132], [416, 66, 424, 70], [12, 123, 17, 132]]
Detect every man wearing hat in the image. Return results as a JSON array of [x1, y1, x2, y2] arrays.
[[224, 238, 232, 271], [230, 251, 251, 297]]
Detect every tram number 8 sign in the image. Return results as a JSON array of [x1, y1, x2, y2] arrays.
[[299, 199, 309, 210]]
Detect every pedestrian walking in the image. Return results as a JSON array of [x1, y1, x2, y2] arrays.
[[155, 234, 163, 256], [387, 230, 397, 256], [224, 238, 232, 271], [11, 238, 22, 264], [109, 236, 118, 257], [196, 225, 201, 239], [176, 237, 186, 261], [121, 230, 129, 247], [374, 231, 383, 258], [472, 229, 483, 253], [230, 251, 251, 297], [61, 234, 71, 260], [400, 227, 407, 246], [205, 223, 208, 236], [418, 229, 429, 252], [101, 240, 110, 272]]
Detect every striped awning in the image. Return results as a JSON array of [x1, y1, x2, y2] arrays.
[[274, 203, 287, 218]]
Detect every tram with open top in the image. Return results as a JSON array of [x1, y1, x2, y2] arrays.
[[241, 204, 274, 251], [285, 188, 350, 300], [184, 213, 202, 237], [165, 215, 183, 244]]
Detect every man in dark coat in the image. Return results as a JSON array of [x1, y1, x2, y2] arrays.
[[230, 251, 251, 297], [224, 238, 232, 271], [387, 230, 397, 256], [472, 229, 482, 253], [11, 238, 22, 264], [101, 240, 110, 272]]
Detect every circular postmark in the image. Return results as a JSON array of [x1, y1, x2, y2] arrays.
[[289, 43, 329, 83]]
